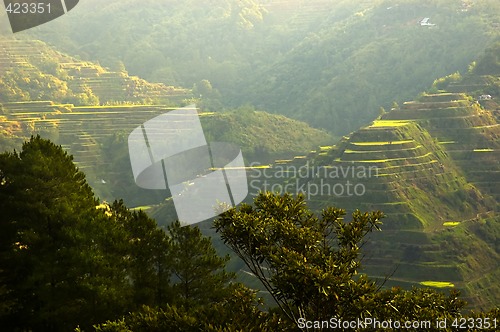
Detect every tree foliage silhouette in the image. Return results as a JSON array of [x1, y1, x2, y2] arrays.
[[214, 192, 492, 330]]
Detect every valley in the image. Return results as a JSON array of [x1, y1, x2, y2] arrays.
[[1, 34, 498, 310], [0, 0, 498, 318]]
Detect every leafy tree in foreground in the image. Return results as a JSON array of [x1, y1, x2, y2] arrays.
[[214, 192, 498, 331], [214, 192, 384, 326]]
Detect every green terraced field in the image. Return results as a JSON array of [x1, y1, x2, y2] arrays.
[[369, 120, 410, 127], [260, 91, 499, 309], [420, 281, 455, 288], [443, 222, 460, 227], [351, 140, 414, 146]]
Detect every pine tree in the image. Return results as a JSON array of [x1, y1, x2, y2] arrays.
[[108, 200, 171, 308], [0, 136, 128, 331], [167, 220, 235, 309]]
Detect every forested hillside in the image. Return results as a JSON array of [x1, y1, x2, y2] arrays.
[[21, 0, 500, 135], [0, 36, 334, 205], [236, 0, 500, 133]]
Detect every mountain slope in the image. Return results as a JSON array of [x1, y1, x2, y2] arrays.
[[187, 47, 500, 309], [234, 0, 500, 133], [0, 36, 334, 206], [0, 37, 190, 105], [21, 0, 500, 136]]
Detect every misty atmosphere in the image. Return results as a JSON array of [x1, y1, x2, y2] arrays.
[[0, 0, 499, 330]]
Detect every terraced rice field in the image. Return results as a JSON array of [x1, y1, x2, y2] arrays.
[[351, 140, 414, 146], [369, 120, 409, 127], [253, 93, 499, 307], [420, 281, 455, 288]]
